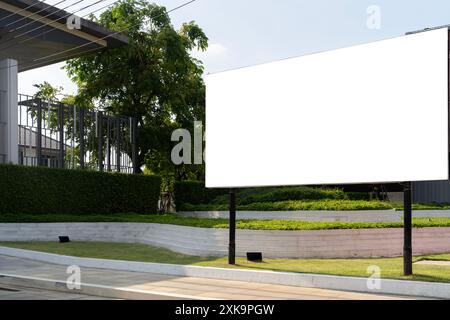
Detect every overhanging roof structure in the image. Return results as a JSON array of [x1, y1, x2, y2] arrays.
[[0, 0, 128, 71]]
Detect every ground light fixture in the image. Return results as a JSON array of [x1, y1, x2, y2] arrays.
[[247, 252, 263, 262], [58, 236, 70, 243]]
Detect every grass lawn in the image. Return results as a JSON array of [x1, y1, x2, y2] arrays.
[[184, 199, 394, 211], [1, 213, 450, 230], [395, 202, 450, 211], [1, 241, 450, 283], [0, 241, 214, 265], [185, 201, 450, 211]]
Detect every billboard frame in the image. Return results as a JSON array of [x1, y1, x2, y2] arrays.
[[221, 27, 450, 276]]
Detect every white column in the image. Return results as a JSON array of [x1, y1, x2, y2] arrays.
[[0, 59, 18, 164]]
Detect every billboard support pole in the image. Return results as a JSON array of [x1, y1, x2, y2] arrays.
[[403, 182, 413, 276], [228, 188, 236, 265]]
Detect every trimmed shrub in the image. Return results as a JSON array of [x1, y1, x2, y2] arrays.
[[181, 199, 393, 211], [211, 187, 347, 205], [174, 181, 348, 211], [174, 181, 227, 210], [0, 164, 161, 215], [347, 192, 373, 201], [240, 199, 393, 211]]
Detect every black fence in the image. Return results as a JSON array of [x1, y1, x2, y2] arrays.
[[17, 94, 137, 173]]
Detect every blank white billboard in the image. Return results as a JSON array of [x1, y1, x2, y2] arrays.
[[205, 28, 449, 188]]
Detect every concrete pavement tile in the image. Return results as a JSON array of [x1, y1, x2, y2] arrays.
[[0, 255, 424, 300]]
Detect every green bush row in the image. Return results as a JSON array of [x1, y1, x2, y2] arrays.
[[211, 187, 347, 205], [174, 181, 357, 211], [181, 199, 393, 211], [240, 199, 393, 211], [174, 180, 228, 211], [0, 164, 161, 215]]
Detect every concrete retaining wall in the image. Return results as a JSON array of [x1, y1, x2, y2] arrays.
[[0, 223, 450, 258], [179, 210, 450, 222]]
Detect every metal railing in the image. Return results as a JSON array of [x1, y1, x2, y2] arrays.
[[17, 94, 137, 173]]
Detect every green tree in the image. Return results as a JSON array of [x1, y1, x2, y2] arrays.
[[33, 81, 63, 101], [65, 0, 208, 175], [33, 81, 93, 169], [30, 81, 63, 128]]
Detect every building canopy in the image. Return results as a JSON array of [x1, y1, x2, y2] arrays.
[[0, 0, 128, 71]]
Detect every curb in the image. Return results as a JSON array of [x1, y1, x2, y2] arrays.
[[0, 246, 448, 299], [0, 273, 209, 300], [179, 210, 402, 222], [179, 209, 450, 222]]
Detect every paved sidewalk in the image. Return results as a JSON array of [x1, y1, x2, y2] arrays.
[[0, 255, 420, 300]]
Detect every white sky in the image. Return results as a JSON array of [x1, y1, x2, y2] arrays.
[[18, 0, 450, 96]]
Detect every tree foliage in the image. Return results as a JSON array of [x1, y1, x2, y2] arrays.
[[65, 0, 208, 176]]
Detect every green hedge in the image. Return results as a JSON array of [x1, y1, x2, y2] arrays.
[[174, 181, 349, 211], [210, 187, 346, 205], [0, 164, 161, 215], [174, 181, 227, 210]]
